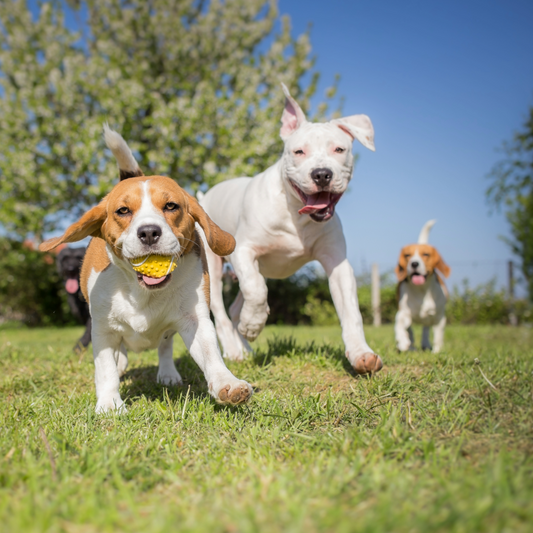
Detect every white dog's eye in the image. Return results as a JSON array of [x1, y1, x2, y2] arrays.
[[334, 147, 345, 153], [294, 149, 305, 155]]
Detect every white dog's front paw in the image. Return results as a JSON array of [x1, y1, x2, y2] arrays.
[[96, 395, 126, 414], [209, 376, 253, 406], [157, 368, 183, 386], [238, 303, 268, 341]]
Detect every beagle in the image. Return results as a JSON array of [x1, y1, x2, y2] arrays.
[[394, 220, 451, 353], [39, 127, 252, 412]]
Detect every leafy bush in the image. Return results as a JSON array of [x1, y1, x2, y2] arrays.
[[446, 279, 531, 325], [0, 238, 73, 327]]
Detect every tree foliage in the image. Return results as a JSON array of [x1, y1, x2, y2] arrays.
[[488, 104, 533, 300], [0, 0, 336, 239]]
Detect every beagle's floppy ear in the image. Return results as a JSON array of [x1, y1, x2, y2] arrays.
[[280, 83, 307, 140], [395, 247, 408, 282], [39, 200, 108, 252], [433, 249, 451, 278], [186, 193, 236, 257]]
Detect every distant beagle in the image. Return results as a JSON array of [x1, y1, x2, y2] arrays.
[[394, 220, 451, 353], [39, 127, 252, 412]]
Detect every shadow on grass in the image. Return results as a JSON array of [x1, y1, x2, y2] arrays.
[[252, 335, 367, 379], [120, 350, 210, 405]]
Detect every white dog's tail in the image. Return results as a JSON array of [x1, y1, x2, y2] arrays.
[[103, 124, 144, 181], [418, 219, 436, 244]]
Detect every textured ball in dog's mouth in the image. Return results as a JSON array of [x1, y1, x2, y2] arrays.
[[290, 182, 343, 222], [130, 254, 177, 289], [410, 274, 427, 285]]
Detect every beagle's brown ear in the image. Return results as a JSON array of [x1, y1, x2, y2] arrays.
[[395, 247, 408, 282], [434, 250, 451, 278], [39, 200, 108, 252], [186, 193, 236, 257]]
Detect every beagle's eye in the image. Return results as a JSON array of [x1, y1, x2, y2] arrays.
[[164, 202, 179, 212], [334, 147, 345, 153], [116, 206, 131, 216], [404, 254, 411, 259], [294, 149, 305, 155], [422, 253, 430, 258]]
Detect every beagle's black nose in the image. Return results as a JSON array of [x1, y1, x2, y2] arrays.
[[311, 168, 333, 188], [411, 261, 419, 269], [137, 225, 162, 246]]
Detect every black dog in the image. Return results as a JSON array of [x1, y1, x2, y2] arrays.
[[56, 246, 91, 352]]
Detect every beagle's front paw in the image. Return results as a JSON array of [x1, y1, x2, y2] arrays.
[[209, 377, 253, 406], [396, 339, 412, 352], [95, 395, 126, 414], [351, 352, 383, 375]]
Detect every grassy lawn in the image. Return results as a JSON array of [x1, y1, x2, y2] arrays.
[[0, 324, 532, 532]]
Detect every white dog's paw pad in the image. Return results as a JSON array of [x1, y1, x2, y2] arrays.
[[214, 382, 253, 405]]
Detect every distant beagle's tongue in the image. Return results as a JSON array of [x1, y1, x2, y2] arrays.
[[411, 275, 426, 285], [298, 192, 330, 215], [143, 275, 167, 286], [65, 279, 79, 294]]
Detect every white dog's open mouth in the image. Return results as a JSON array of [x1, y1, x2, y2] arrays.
[[290, 182, 343, 222]]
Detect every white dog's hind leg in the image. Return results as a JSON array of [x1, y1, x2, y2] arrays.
[[157, 334, 183, 386], [408, 327, 416, 349], [229, 291, 253, 354], [421, 327, 432, 351], [432, 316, 446, 353], [232, 248, 269, 342], [318, 251, 382, 374], [207, 251, 250, 361]]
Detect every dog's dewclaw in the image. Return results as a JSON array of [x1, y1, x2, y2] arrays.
[[130, 255, 177, 278]]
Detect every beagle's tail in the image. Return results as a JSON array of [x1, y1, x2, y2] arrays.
[[103, 124, 144, 181], [418, 219, 436, 244]]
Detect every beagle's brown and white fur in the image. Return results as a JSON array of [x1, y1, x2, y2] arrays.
[[394, 220, 451, 353], [39, 127, 252, 412]]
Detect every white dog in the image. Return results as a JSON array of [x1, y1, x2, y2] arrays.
[[39, 127, 253, 412], [199, 84, 382, 374], [394, 220, 451, 353]]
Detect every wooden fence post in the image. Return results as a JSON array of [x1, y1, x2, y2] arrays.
[[508, 260, 517, 326], [371, 263, 381, 326]]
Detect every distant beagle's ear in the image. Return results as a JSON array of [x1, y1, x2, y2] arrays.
[[186, 193, 235, 257], [280, 83, 307, 140], [331, 114, 375, 151], [434, 250, 451, 278], [39, 199, 108, 252], [395, 247, 408, 282]]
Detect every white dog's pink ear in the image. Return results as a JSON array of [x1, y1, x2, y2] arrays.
[[280, 83, 307, 140], [332, 115, 375, 151]]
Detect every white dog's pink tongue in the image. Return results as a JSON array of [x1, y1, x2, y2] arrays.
[[143, 275, 167, 286], [65, 279, 79, 294], [411, 275, 426, 285], [298, 192, 330, 215]]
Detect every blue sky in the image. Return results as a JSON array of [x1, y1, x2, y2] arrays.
[[279, 0, 533, 293]]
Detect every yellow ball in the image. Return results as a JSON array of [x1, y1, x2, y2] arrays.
[[130, 254, 177, 278]]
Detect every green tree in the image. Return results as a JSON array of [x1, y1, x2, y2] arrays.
[[0, 0, 336, 240], [488, 104, 533, 300]]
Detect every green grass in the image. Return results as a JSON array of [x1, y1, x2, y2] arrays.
[[0, 324, 532, 532]]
